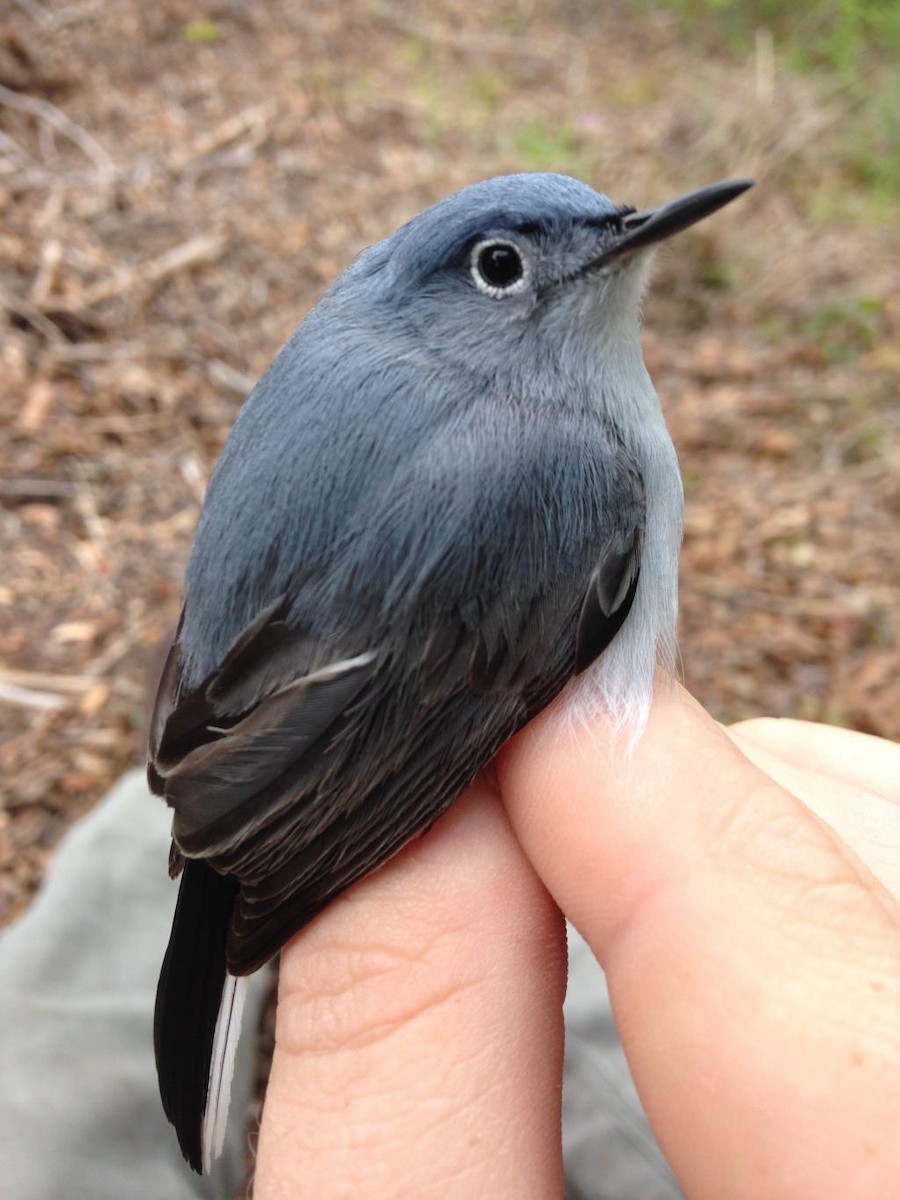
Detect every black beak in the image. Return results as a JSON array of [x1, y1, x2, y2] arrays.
[[595, 178, 754, 267]]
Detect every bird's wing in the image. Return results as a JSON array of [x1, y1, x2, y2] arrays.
[[150, 595, 381, 869], [150, 429, 644, 975]]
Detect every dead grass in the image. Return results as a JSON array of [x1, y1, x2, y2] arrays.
[[1, 0, 898, 925]]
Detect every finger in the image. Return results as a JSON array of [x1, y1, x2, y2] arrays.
[[497, 682, 900, 1200], [729, 717, 900, 804], [254, 777, 567, 1200], [728, 729, 900, 901]]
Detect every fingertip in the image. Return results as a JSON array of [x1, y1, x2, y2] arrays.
[[495, 680, 752, 951], [495, 677, 885, 979]]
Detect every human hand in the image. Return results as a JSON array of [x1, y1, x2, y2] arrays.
[[254, 684, 900, 1199]]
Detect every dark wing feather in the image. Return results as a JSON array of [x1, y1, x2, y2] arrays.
[[575, 528, 641, 673], [162, 652, 378, 855]]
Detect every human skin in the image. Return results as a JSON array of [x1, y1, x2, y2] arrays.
[[254, 684, 900, 1199]]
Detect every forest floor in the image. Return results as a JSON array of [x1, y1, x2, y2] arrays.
[[2, 0, 898, 928]]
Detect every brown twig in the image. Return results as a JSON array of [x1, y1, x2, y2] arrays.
[[46, 332, 192, 365], [0, 479, 76, 500], [0, 81, 112, 169], [57, 232, 227, 312], [689, 573, 899, 617], [168, 102, 278, 174], [0, 681, 66, 711], [0, 667, 94, 693], [0, 282, 65, 343]]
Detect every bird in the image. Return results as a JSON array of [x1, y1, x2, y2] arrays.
[[148, 171, 753, 1172]]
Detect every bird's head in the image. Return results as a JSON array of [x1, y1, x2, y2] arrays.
[[342, 172, 752, 392]]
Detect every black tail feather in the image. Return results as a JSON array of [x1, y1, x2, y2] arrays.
[[154, 859, 239, 1173]]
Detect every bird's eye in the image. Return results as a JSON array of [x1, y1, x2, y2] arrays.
[[471, 240, 527, 297]]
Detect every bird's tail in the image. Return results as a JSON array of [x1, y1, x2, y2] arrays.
[[154, 858, 245, 1174]]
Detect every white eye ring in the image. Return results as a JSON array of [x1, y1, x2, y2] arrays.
[[470, 239, 529, 298]]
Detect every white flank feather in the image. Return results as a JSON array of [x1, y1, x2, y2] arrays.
[[201, 973, 248, 1173]]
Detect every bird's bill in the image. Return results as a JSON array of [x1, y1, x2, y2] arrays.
[[599, 178, 754, 265]]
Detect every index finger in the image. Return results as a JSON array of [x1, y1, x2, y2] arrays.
[[729, 717, 900, 805]]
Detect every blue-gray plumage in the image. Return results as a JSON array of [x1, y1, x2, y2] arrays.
[[148, 171, 752, 1173]]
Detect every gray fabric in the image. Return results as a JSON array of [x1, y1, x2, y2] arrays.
[[563, 930, 682, 1199], [0, 770, 270, 1200], [0, 770, 679, 1198]]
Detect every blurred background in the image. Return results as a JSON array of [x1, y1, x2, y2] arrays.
[[1, 0, 898, 926]]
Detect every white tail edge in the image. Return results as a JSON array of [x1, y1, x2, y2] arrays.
[[201, 973, 248, 1173]]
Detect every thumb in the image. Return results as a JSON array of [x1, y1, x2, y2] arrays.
[[496, 682, 900, 1200]]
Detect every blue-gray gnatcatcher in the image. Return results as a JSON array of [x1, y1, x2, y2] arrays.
[[149, 172, 753, 1172]]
